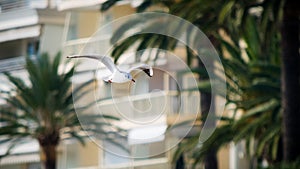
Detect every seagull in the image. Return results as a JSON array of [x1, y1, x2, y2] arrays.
[[67, 55, 153, 83]]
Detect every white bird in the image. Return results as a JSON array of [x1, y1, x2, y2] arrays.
[[67, 55, 153, 83]]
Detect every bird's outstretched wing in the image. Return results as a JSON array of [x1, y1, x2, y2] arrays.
[[67, 55, 117, 73], [128, 64, 153, 77]]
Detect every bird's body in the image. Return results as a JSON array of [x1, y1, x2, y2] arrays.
[[67, 55, 153, 83], [104, 70, 130, 83]]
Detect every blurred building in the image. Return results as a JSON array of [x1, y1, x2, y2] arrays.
[[0, 0, 65, 168], [0, 1, 249, 169], [59, 2, 199, 169]]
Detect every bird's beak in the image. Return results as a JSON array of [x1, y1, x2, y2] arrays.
[[132, 79, 136, 83], [67, 55, 80, 59]]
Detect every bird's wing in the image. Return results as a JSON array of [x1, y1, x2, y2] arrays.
[[127, 64, 153, 77], [67, 55, 117, 73]]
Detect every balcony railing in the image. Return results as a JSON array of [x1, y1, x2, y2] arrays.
[[0, 56, 26, 73], [0, 0, 48, 13], [63, 34, 111, 57], [58, 0, 107, 11], [97, 91, 200, 125], [0, 0, 27, 13]]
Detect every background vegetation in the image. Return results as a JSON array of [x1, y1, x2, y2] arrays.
[[102, 0, 299, 168]]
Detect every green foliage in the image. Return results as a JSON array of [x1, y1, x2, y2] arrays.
[[173, 15, 282, 168], [0, 52, 121, 157], [181, 13, 281, 165], [259, 159, 300, 169], [101, 0, 284, 168]]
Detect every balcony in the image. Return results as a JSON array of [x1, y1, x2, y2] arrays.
[[96, 90, 200, 128], [63, 34, 111, 58], [65, 91, 199, 169], [0, 0, 64, 33], [0, 56, 26, 73], [58, 0, 106, 11], [0, 0, 48, 14]]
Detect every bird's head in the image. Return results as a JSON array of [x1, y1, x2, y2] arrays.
[[124, 73, 135, 83]]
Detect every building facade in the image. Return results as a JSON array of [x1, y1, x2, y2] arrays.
[[0, 1, 65, 168]]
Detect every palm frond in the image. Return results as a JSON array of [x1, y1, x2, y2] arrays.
[[0, 52, 121, 159]]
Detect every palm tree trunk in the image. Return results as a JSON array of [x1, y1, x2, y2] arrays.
[[175, 154, 185, 169], [41, 145, 57, 169], [201, 91, 218, 169], [204, 148, 218, 169], [281, 0, 300, 162], [199, 57, 218, 169], [38, 131, 59, 169]]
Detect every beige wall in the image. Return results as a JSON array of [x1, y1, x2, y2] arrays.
[[218, 145, 230, 169], [69, 4, 135, 40], [65, 141, 99, 168], [77, 11, 100, 39], [111, 4, 136, 19]]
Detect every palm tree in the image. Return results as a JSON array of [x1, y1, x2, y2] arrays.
[[0, 53, 121, 169], [181, 17, 283, 167], [101, 0, 300, 167], [280, 0, 300, 162], [169, 14, 283, 167]]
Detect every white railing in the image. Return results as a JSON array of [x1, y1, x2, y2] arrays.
[[103, 157, 168, 169], [0, 56, 26, 73], [62, 34, 111, 57], [68, 157, 168, 169], [0, 0, 48, 13], [58, 0, 106, 11], [0, 0, 28, 13], [97, 90, 200, 120]]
